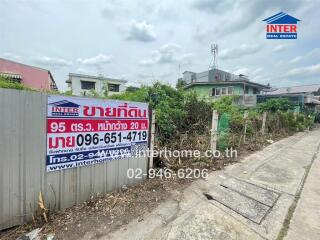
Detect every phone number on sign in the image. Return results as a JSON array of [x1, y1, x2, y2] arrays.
[[48, 130, 148, 149], [127, 168, 208, 180]]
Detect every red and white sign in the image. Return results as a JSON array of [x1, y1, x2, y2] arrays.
[[46, 95, 149, 172]]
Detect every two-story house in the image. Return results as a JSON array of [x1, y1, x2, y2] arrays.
[[66, 73, 127, 96], [181, 68, 270, 107]]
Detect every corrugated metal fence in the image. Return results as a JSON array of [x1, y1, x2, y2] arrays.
[[0, 89, 148, 230]]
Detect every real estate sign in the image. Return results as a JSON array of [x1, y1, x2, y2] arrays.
[[46, 95, 149, 172]]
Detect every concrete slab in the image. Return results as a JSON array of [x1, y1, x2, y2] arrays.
[[164, 203, 265, 240], [221, 178, 279, 207], [206, 185, 270, 224]]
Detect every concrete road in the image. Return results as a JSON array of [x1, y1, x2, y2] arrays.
[[94, 129, 320, 240], [284, 143, 320, 240]]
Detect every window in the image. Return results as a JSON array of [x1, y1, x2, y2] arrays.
[[253, 87, 260, 94], [213, 86, 234, 96], [216, 73, 222, 81], [108, 83, 120, 92], [244, 85, 249, 94], [211, 88, 216, 96], [81, 81, 95, 90], [228, 87, 234, 95]]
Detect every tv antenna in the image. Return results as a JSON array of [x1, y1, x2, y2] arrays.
[[209, 43, 218, 70]]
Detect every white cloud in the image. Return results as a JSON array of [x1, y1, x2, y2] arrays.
[[232, 67, 265, 82], [192, 0, 303, 37], [192, 0, 232, 14], [1, 53, 22, 61], [126, 20, 156, 42], [288, 48, 320, 64], [77, 54, 112, 65], [140, 43, 181, 65], [2, 0, 320, 90], [101, 1, 123, 18], [286, 64, 320, 77], [273, 44, 292, 52], [290, 56, 303, 64], [177, 53, 193, 65], [32, 56, 72, 67], [220, 44, 262, 60], [233, 67, 250, 76]]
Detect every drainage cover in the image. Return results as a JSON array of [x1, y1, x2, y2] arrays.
[[205, 178, 279, 224], [221, 178, 279, 207]]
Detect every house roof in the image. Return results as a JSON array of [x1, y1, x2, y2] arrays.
[[69, 73, 128, 83], [262, 12, 300, 24], [0, 58, 54, 78], [266, 84, 320, 95], [0, 57, 57, 88], [184, 80, 270, 90], [182, 70, 196, 74]]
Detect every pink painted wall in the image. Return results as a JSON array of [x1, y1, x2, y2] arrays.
[[0, 58, 55, 91]]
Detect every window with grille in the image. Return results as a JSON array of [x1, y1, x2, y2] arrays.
[[108, 83, 120, 92], [81, 81, 95, 90]]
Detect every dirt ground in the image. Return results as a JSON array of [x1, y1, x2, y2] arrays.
[[0, 134, 280, 240], [0, 177, 193, 240]]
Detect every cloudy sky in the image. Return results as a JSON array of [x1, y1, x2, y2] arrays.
[[1, 0, 319, 91]]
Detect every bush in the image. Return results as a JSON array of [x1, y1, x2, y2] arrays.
[[109, 83, 212, 143], [257, 98, 294, 112], [0, 76, 32, 90]]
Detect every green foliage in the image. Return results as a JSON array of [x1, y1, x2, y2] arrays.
[[108, 82, 212, 143], [107, 82, 315, 146], [108, 86, 149, 102], [176, 78, 186, 89], [257, 98, 293, 112], [0, 76, 32, 90], [212, 96, 239, 115], [213, 95, 314, 150], [102, 81, 108, 97], [126, 86, 140, 92], [182, 92, 212, 133], [63, 90, 73, 96], [88, 89, 100, 97]]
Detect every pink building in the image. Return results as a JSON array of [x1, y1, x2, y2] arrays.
[[0, 58, 57, 91]]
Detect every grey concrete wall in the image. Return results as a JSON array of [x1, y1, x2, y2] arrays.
[[0, 89, 148, 230]]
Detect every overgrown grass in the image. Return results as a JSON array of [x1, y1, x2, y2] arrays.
[[0, 76, 33, 90]]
